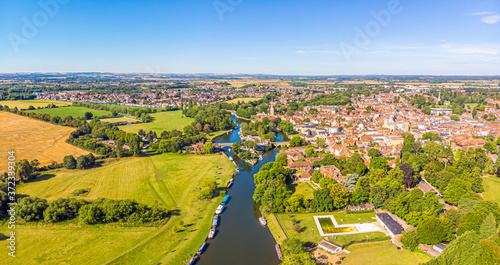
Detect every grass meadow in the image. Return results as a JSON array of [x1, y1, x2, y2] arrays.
[[26, 106, 112, 119], [342, 241, 431, 265], [0, 100, 71, 109], [5, 153, 235, 264], [0, 111, 90, 172], [483, 176, 500, 205], [119, 110, 194, 134], [225, 97, 262, 104]]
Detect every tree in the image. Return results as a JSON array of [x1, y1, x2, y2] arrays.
[[328, 183, 350, 209], [198, 179, 217, 199], [289, 136, 304, 147], [443, 209, 460, 227], [344, 173, 360, 191], [368, 148, 382, 158], [370, 157, 388, 172], [17, 197, 48, 222], [355, 162, 367, 176], [417, 216, 454, 245], [84, 112, 93, 120], [479, 213, 497, 239], [457, 210, 485, 236], [231, 141, 241, 153], [78, 204, 103, 225], [444, 178, 469, 205], [401, 228, 419, 250], [311, 188, 334, 212], [311, 170, 323, 183], [317, 138, 326, 148], [15, 159, 33, 182], [63, 155, 77, 169], [450, 115, 460, 121], [484, 141, 498, 154], [76, 155, 90, 169], [400, 163, 417, 188], [203, 141, 214, 154], [470, 167, 484, 193]]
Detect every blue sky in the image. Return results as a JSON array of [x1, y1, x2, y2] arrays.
[[0, 0, 499, 75]]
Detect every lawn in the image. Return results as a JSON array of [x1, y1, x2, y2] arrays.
[[119, 110, 194, 134], [289, 182, 315, 200], [273, 211, 379, 245], [26, 106, 112, 119], [0, 100, 70, 109], [483, 176, 500, 204], [225, 97, 262, 104], [9, 153, 235, 264], [0, 225, 156, 265], [0, 111, 90, 173], [342, 241, 431, 265]]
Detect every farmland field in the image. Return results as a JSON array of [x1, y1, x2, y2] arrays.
[[26, 106, 112, 119], [0, 111, 90, 173], [94, 116, 139, 124], [119, 110, 194, 133], [6, 153, 235, 264], [483, 176, 500, 204], [225, 97, 262, 104], [342, 241, 431, 265], [0, 100, 70, 109]]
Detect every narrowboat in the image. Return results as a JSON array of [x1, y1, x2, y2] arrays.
[[208, 228, 216, 239], [226, 181, 233, 189], [197, 242, 207, 255], [275, 244, 283, 261], [259, 216, 267, 226], [186, 256, 198, 265], [221, 195, 230, 205], [215, 204, 224, 215], [212, 215, 219, 228]]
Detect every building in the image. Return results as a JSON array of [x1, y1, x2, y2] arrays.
[[300, 168, 315, 180], [431, 108, 453, 116], [376, 212, 404, 237], [288, 161, 313, 171], [347, 202, 375, 212], [318, 240, 343, 254], [433, 243, 447, 253], [320, 165, 344, 184]]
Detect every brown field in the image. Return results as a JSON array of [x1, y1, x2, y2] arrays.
[[0, 112, 90, 172]]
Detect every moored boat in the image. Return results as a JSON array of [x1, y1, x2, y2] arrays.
[[208, 228, 216, 239], [212, 215, 219, 228], [259, 216, 267, 226], [226, 181, 233, 189], [221, 195, 230, 205], [187, 256, 198, 265], [197, 242, 207, 255], [215, 204, 224, 215], [275, 244, 283, 261]]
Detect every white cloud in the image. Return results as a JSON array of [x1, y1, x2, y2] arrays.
[[481, 15, 500, 24], [295, 50, 305, 54], [472, 11, 500, 24], [472, 11, 493, 16]]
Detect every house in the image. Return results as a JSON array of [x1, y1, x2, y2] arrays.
[[320, 165, 344, 184], [192, 142, 204, 153], [376, 212, 404, 237], [347, 202, 374, 212], [285, 150, 304, 161], [288, 161, 313, 171], [433, 243, 447, 253], [318, 240, 343, 254], [300, 168, 315, 180]]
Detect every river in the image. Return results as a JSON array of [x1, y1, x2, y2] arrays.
[[196, 116, 281, 265]]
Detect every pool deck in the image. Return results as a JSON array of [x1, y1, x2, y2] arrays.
[[313, 215, 381, 237]]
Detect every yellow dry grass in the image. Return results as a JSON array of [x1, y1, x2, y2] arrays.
[[0, 112, 90, 172]]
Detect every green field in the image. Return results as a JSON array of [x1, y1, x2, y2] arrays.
[[225, 97, 262, 104], [483, 176, 500, 204], [26, 106, 112, 119], [342, 241, 431, 265], [272, 211, 378, 245], [119, 110, 194, 134], [6, 153, 235, 264], [289, 182, 315, 200], [0, 100, 70, 109]]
